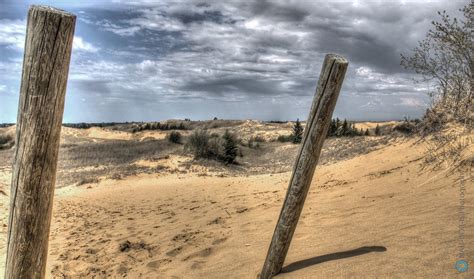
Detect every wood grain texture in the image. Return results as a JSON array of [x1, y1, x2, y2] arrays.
[[260, 54, 348, 278], [5, 6, 75, 279]]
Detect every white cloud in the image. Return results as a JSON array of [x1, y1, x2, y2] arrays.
[[0, 20, 98, 53], [0, 19, 26, 50], [0, 61, 22, 79], [398, 97, 426, 107], [73, 36, 99, 53]]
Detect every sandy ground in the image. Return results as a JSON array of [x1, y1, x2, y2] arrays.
[[0, 134, 472, 278]]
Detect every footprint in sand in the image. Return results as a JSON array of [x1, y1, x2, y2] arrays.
[[182, 247, 213, 261], [166, 246, 183, 257], [147, 260, 160, 269], [147, 259, 171, 269], [211, 237, 228, 246], [207, 217, 224, 225], [235, 207, 249, 214], [172, 230, 202, 243], [191, 260, 206, 269]]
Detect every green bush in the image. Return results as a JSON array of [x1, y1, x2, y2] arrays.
[[393, 121, 415, 135], [0, 134, 14, 150], [0, 134, 11, 145], [186, 129, 239, 164], [167, 131, 182, 144], [248, 135, 265, 149], [277, 134, 293, 142], [187, 130, 211, 159]]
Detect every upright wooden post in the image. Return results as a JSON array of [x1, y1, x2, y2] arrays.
[[260, 54, 348, 278], [5, 6, 75, 279]]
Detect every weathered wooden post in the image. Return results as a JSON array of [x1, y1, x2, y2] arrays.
[[5, 6, 75, 279], [260, 54, 348, 278]]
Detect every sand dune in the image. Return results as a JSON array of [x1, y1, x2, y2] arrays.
[[1, 137, 470, 278], [0, 125, 472, 278], [353, 121, 399, 131]]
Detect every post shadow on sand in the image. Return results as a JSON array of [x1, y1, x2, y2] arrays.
[[280, 246, 387, 274]]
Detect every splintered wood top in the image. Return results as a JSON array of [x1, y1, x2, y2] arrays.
[[30, 5, 76, 18]]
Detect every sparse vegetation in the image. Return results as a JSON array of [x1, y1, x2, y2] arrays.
[[274, 119, 306, 143], [392, 119, 416, 135], [0, 119, 399, 188], [0, 123, 14, 128], [0, 134, 12, 145], [186, 130, 212, 159], [77, 177, 100, 186], [398, 3, 471, 170], [186, 129, 240, 164], [0, 133, 14, 150], [423, 127, 472, 170], [63, 123, 93, 129], [277, 134, 293, 143], [401, 3, 472, 127], [132, 121, 189, 133], [52, 138, 178, 187], [417, 108, 448, 137], [247, 135, 265, 149]]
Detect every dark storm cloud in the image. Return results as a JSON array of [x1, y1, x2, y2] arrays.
[[0, 0, 470, 122], [248, 0, 310, 22], [180, 76, 287, 97]]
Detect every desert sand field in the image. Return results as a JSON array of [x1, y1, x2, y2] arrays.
[[0, 121, 472, 278]]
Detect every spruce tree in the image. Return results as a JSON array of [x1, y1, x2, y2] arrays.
[[375, 124, 381, 136], [364, 128, 370, 136], [327, 119, 337, 137], [222, 130, 238, 164], [292, 118, 304, 143], [342, 119, 349, 136]]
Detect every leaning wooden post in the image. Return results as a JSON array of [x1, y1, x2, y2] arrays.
[[5, 6, 75, 279], [260, 54, 348, 278]]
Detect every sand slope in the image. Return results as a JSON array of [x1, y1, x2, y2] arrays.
[[0, 135, 472, 278]]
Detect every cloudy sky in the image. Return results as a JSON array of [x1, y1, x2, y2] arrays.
[[0, 0, 469, 122]]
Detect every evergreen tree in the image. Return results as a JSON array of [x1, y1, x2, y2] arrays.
[[222, 130, 238, 164], [327, 119, 337, 137], [349, 122, 355, 136], [375, 124, 381, 136], [341, 119, 349, 136], [364, 128, 370, 136], [292, 118, 304, 143]]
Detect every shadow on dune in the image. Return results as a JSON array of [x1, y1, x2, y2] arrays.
[[280, 246, 387, 274]]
